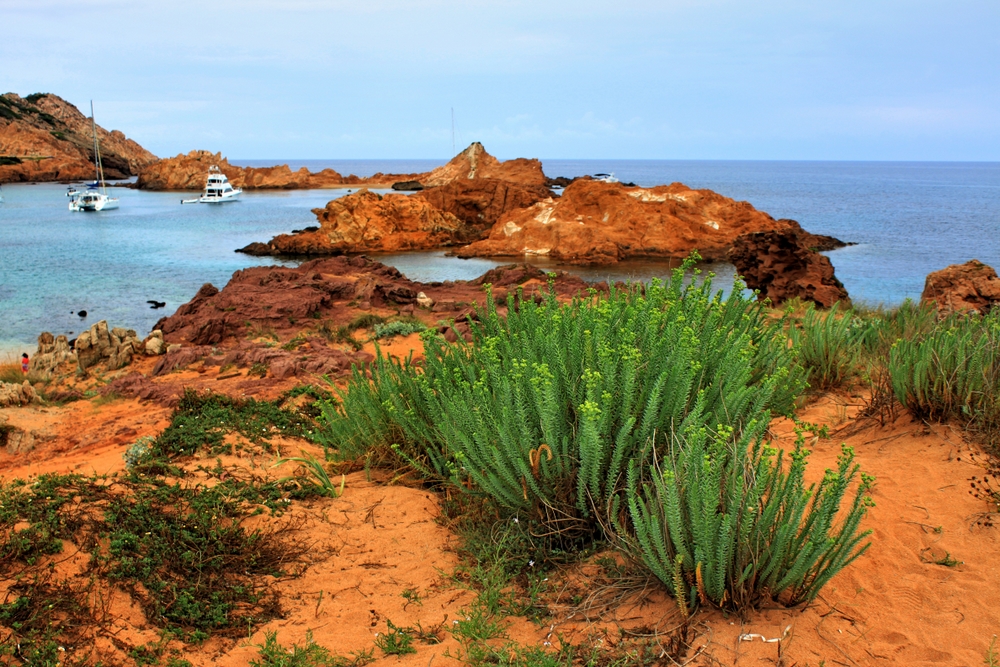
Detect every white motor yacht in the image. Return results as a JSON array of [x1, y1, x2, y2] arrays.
[[593, 172, 619, 184], [184, 166, 241, 203], [69, 101, 119, 212]]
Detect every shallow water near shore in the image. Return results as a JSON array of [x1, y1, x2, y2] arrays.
[[1, 159, 998, 355]]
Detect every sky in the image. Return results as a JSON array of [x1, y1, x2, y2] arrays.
[[3, 0, 999, 161]]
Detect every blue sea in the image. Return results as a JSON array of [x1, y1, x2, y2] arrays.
[[1, 160, 998, 356]]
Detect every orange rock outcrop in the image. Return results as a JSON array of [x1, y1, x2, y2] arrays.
[[0, 93, 156, 183], [240, 189, 464, 255], [420, 141, 547, 187], [412, 178, 553, 241], [920, 260, 1000, 315], [455, 179, 794, 263], [135, 142, 547, 191]]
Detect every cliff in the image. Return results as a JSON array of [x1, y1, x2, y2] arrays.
[[455, 179, 797, 263], [0, 93, 156, 183]]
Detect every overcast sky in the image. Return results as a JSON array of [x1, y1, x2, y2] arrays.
[[4, 0, 998, 160]]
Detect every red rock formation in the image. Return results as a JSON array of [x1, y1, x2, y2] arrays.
[[421, 142, 547, 187], [920, 260, 1000, 315], [456, 179, 795, 263], [728, 230, 849, 308], [241, 189, 465, 256], [412, 178, 553, 241], [136, 142, 546, 191], [154, 256, 590, 348], [0, 93, 156, 183]]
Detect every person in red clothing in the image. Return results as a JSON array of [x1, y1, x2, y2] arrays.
[[21, 353, 29, 374]]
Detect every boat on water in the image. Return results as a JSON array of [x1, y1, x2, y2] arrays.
[[593, 172, 619, 184], [181, 166, 242, 204], [69, 101, 118, 212]]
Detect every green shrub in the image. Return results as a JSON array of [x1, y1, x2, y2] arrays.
[[250, 630, 356, 667], [888, 309, 1000, 430], [320, 258, 805, 532], [371, 319, 426, 340], [624, 420, 874, 611], [789, 302, 859, 390]]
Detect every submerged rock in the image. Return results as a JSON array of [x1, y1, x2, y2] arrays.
[[921, 260, 1000, 315]]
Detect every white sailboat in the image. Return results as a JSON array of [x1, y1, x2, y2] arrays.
[[69, 101, 119, 212], [182, 166, 242, 204]]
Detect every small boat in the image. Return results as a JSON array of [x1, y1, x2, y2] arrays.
[[593, 172, 619, 184], [69, 101, 118, 212], [182, 166, 241, 204]]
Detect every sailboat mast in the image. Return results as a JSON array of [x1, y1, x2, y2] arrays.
[[90, 101, 107, 193], [90, 101, 100, 185]]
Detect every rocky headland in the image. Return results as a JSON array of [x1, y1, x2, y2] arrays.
[[0, 93, 156, 183]]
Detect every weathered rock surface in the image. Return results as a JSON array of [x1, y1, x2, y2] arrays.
[[0, 380, 37, 407], [456, 179, 796, 263], [74, 320, 144, 371], [728, 230, 850, 308], [413, 178, 553, 240], [0, 93, 156, 183], [30, 332, 76, 377], [239, 189, 465, 256], [421, 142, 548, 187], [154, 256, 591, 349], [920, 260, 1000, 315]]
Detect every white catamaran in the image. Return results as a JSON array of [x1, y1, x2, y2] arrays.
[[69, 101, 119, 212], [181, 166, 242, 204]]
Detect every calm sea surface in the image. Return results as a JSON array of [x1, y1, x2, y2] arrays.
[[1, 160, 998, 356]]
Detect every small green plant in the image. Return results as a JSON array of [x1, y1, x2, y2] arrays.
[[401, 588, 422, 607], [986, 635, 998, 667], [273, 452, 345, 498], [250, 362, 269, 378], [123, 435, 155, 469], [374, 619, 416, 656], [371, 319, 426, 340], [789, 302, 859, 390], [250, 630, 349, 667]]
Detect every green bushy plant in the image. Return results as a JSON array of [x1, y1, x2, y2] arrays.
[[888, 310, 1000, 430], [320, 258, 805, 531], [624, 419, 874, 611], [789, 301, 859, 390], [371, 319, 426, 340]]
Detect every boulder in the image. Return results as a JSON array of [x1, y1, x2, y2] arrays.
[[413, 178, 553, 241], [0, 380, 37, 407], [920, 260, 1000, 315], [728, 230, 849, 308], [392, 180, 424, 191], [144, 330, 166, 356], [244, 189, 464, 256], [456, 179, 796, 263], [74, 320, 143, 371], [29, 332, 76, 377]]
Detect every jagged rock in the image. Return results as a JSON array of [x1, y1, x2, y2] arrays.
[[457, 179, 799, 263], [921, 260, 1000, 315], [728, 230, 850, 308], [0, 380, 37, 407], [421, 142, 547, 187], [392, 180, 424, 191], [243, 189, 464, 256], [413, 178, 553, 241], [74, 320, 143, 371], [29, 332, 76, 377]]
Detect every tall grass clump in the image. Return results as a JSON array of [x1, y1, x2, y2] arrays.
[[320, 258, 806, 529], [625, 419, 874, 611], [888, 309, 1000, 433], [788, 302, 859, 390]]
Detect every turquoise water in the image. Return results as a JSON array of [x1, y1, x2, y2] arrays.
[[2, 160, 999, 356]]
